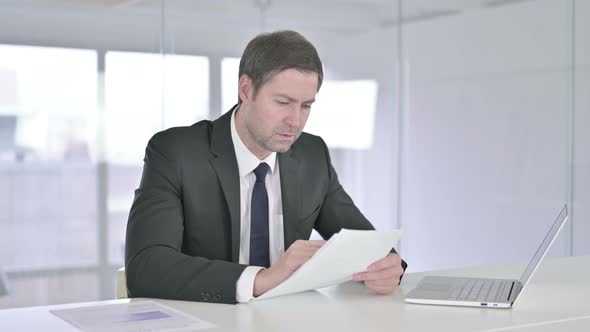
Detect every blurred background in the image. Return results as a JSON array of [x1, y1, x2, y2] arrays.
[[0, 0, 587, 308]]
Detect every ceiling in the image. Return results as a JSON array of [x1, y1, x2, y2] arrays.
[[0, 0, 537, 55], [0, 0, 537, 29]]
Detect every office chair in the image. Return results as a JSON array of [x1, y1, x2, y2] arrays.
[[116, 267, 128, 299]]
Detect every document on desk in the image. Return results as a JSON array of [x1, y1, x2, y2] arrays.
[[51, 301, 215, 332], [255, 229, 402, 301]]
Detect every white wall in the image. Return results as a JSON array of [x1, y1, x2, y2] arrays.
[[320, 1, 590, 272], [316, 29, 401, 232], [573, 0, 590, 256], [400, 0, 577, 272]]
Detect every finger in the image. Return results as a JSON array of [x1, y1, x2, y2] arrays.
[[286, 248, 319, 262], [287, 243, 324, 256], [289, 240, 325, 251], [353, 266, 400, 281], [283, 254, 316, 271], [297, 249, 326, 264], [365, 282, 391, 294], [283, 241, 327, 269], [367, 254, 401, 271], [286, 246, 324, 263], [365, 278, 395, 289], [365, 276, 399, 287], [365, 281, 397, 294], [366, 278, 399, 291], [303, 240, 326, 247], [296, 245, 324, 255]]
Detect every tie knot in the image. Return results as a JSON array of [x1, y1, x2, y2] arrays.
[[253, 163, 270, 182]]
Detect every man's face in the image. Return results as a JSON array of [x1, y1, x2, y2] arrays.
[[238, 68, 318, 158]]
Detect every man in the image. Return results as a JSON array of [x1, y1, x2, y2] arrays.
[[125, 30, 407, 304]]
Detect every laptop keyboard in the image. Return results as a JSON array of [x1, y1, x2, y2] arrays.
[[449, 278, 514, 302]]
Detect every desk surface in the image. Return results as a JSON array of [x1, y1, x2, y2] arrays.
[[1, 255, 588, 332]]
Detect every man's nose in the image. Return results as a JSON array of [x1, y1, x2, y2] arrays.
[[284, 106, 301, 128]]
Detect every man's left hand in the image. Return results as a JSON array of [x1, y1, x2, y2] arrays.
[[352, 253, 404, 294]]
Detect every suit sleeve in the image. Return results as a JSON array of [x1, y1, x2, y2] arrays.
[[125, 133, 247, 304], [314, 138, 408, 273]]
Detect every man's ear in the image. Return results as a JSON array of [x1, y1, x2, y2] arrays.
[[238, 75, 254, 104]]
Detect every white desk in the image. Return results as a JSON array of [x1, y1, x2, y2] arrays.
[[1, 255, 588, 332]]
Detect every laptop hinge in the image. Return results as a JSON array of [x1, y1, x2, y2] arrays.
[[507, 281, 522, 302]]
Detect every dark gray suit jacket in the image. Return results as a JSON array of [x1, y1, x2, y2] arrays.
[[125, 107, 406, 304]]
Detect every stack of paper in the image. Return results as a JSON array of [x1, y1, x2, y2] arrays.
[[255, 229, 402, 301]]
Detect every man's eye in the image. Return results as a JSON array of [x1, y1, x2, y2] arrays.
[[303, 105, 312, 110], [276, 100, 289, 105]]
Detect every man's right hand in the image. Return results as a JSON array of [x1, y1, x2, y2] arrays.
[[253, 239, 326, 297]]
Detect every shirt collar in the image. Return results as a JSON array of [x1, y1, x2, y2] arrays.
[[230, 106, 277, 177]]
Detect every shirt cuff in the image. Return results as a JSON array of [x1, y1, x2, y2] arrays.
[[236, 266, 265, 303]]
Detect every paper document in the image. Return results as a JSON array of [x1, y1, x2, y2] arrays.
[[51, 301, 215, 332], [255, 228, 402, 301]]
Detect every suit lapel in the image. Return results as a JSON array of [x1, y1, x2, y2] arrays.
[[209, 108, 241, 263], [278, 150, 300, 250]]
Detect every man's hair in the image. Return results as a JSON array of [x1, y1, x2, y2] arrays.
[[238, 30, 323, 104]]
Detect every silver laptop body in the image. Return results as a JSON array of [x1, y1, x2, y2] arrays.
[[405, 205, 568, 308]]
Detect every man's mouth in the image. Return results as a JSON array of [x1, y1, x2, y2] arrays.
[[277, 133, 296, 140]]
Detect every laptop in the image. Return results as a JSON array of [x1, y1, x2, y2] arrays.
[[405, 204, 568, 308]]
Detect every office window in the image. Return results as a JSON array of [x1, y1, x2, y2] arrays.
[[105, 51, 209, 165], [105, 51, 210, 264], [0, 45, 99, 308], [0, 45, 97, 162], [305, 80, 378, 150], [221, 57, 240, 114]]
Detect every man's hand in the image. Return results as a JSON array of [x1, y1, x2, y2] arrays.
[[352, 253, 404, 294], [253, 240, 325, 297]]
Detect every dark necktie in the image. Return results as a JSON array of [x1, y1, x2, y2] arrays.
[[249, 162, 270, 267]]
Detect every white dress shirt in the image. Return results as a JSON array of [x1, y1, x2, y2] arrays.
[[231, 108, 285, 303]]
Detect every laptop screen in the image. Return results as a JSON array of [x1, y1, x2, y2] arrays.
[[518, 205, 568, 286]]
